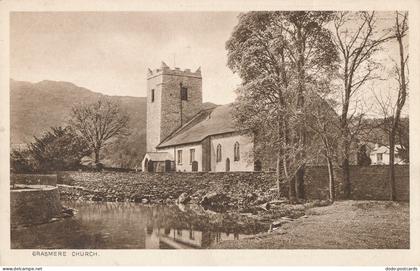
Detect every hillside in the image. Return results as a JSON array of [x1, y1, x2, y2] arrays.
[[10, 79, 147, 168], [10, 79, 218, 168]]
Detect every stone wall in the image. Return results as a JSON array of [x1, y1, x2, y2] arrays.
[[342, 165, 409, 201], [60, 171, 277, 204], [290, 165, 409, 201], [11, 185, 62, 227], [11, 174, 57, 186], [60, 165, 409, 203]]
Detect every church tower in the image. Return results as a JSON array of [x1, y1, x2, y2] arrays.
[[146, 62, 203, 152]]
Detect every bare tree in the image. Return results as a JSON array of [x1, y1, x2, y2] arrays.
[[389, 12, 409, 201], [333, 11, 393, 199], [70, 98, 130, 164], [375, 12, 408, 201], [305, 92, 340, 202]]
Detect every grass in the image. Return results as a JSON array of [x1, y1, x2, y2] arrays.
[[211, 200, 409, 249]]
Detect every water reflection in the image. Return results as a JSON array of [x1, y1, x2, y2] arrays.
[[146, 226, 248, 249], [11, 201, 266, 249]]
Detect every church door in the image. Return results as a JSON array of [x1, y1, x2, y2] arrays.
[[147, 159, 154, 172], [144, 158, 149, 172], [225, 158, 230, 172], [192, 161, 198, 172]]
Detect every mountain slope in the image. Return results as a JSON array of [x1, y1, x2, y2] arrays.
[[10, 79, 218, 168], [10, 79, 147, 167]]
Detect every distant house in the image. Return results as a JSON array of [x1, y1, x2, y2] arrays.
[[370, 144, 406, 165]]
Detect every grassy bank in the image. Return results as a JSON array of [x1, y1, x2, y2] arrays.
[[211, 200, 409, 249]]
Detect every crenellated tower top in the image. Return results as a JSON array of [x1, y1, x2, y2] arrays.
[[147, 61, 201, 79], [146, 61, 203, 152]]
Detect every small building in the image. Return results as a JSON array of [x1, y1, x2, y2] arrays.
[[370, 144, 406, 165], [142, 152, 175, 172]]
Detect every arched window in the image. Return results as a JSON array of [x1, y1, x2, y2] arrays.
[[234, 142, 240, 161], [216, 144, 222, 162]]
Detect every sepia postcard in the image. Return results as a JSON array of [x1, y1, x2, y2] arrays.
[[0, 0, 419, 266]]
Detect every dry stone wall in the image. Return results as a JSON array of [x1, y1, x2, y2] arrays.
[[11, 186, 62, 227], [11, 174, 57, 186], [59, 165, 409, 203]]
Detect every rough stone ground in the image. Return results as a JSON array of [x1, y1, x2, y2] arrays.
[[211, 200, 409, 249]]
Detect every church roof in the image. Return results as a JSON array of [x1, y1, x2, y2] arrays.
[[157, 104, 238, 148]]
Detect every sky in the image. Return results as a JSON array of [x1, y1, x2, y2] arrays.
[[10, 11, 407, 114], [10, 12, 241, 104]]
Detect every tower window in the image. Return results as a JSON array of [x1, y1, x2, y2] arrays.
[[216, 144, 222, 162], [151, 89, 155, 102], [234, 142, 240, 161], [181, 86, 188, 101]]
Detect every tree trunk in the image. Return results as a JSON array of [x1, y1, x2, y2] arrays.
[[388, 132, 396, 201], [276, 151, 282, 198], [327, 157, 335, 202], [294, 25, 306, 201], [296, 166, 305, 199], [289, 175, 297, 203], [387, 12, 408, 201], [342, 157, 351, 199], [340, 64, 352, 199], [94, 148, 100, 164], [340, 124, 352, 199]]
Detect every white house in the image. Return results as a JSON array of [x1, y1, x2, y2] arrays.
[[370, 144, 406, 165]]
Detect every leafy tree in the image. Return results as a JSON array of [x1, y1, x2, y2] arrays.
[[70, 98, 130, 164], [29, 126, 91, 171], [11, 126, 90, 172], [10, 149, 38, 173], [227, 11, 338, 201]]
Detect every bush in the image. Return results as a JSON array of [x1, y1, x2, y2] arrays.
[[11, 126, 91, 173]]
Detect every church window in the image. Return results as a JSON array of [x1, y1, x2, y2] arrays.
[[151, 89, 155, 102], [181, 86, 188, 101], [216, 144, 222, 162], [177, 150, 183, 165], [190, 148, 195, 164], [234, 142, 240, 161]]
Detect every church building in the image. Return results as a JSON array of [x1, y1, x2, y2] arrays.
[[141, 62, 255, 172]]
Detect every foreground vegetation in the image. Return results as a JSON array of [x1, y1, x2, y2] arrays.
[[212, 200, 409, 249]]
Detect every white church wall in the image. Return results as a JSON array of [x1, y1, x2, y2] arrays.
[[146, 74, 163, 152], [210, 133, 254, 172], [171, 144, 202, 172]]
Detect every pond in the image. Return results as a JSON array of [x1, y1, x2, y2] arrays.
[[11, 201, 269, 249]]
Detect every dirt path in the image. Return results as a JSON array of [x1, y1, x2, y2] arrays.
[[211, 200, 409, 249]]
